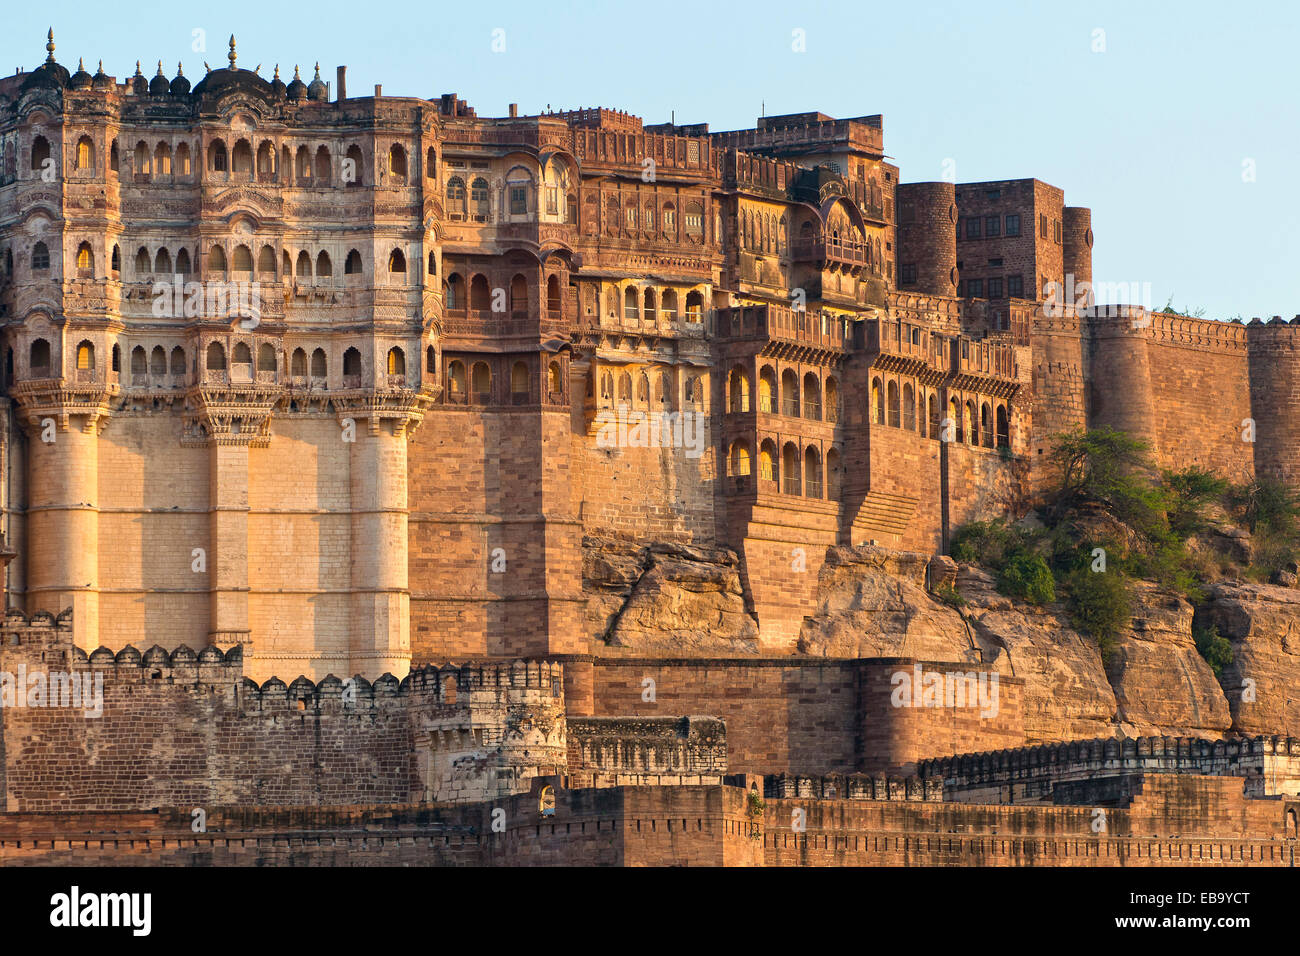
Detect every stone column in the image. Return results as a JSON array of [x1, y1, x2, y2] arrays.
[[208, 439, 251, 647], [26, 418, 100, 650], [346, 411, 411, 677]]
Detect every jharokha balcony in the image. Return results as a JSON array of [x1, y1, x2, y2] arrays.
[[715, 304, 855, 354], [790, 233, 872, 271]]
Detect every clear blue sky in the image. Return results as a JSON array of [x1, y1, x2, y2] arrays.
[[9, 0, 1297, 320]]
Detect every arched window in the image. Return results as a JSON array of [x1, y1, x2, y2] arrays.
[[30, 136, 50, 172], [343, 347, 362, 381], [176, 248, 191, 275], [887, 381, 900, 427], [469, 274, 490, 311], [257, 343, 276, 373], [685, 375, 703, 407], [623, 286, 638, 320], [387, 347, 405, 376], [206, 341, 226, 370], [997, 404, 1010, 448], [209, 140, 227, 173], [111, 244, 121, 273], [175, 142, 191, 176], [428, 252, 437, 275], [903, 383, 916, 431], [76, 340, 94, 371], [758, 366, 776, 413], [447, 360, 467, 403], [644, 288, 657, 322], [547, 360, 562, 397], [232, 139, 252, 176], [256, 141, 274, 179], [445, 274, 463, 310], [232, 342, 252, 367], [981, 401, 993, 447], [155, 248, 172, 275], [314, 145, 331, 184], [965, 399, 977, 445], [728, 365, 750, 413], [684, 290, 704, 322], [467, 175, 488, 221], [544, 275, 563, 318], [729, 440, 751, 478], [511, 361, 529, 404], [617, 371, 633, 407], [150, 345, 167, 376], [782, 443, 800, 495], [426, 146, 436, 178], [170, 346, 185, 376], [388, 249, 406, 274], [295, 145, 311, 181], [76, 135, 94, 172], [505, 168, 532, 217], [345, 144, 363, 186], [155, 142, 172, 176], [31, 242, 50, 272], [637, 371, 650, 405], [135, 247, 151, 274], [661, 289, 678, 321], [804, 447, 823, 498], [76, 242, 94, 275], [471, 361, 491, 403], [781, 369, 799, 417], [759, 439, 776, 482], [258, 245, 276, 275], [310, 347, 327, 379], [233, 245, 253, 275], [291, 347, 307, 377], [447, 176, 467, 218], [803, 372, 821, 420], [208, 245, 227, 275], [949, 397, 962, 443], [389, 143, 407, 179], [929, 393, 940, 437], [316, 251, 332, 278], [510, 274, 528, 316], [130, 345, 147, 375], [345, 249, 362, 275], [296, 250, 312, 278], [825, 376, 839, 423]]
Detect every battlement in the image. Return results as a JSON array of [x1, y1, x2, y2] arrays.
[[919, 735, 1300, 803], [713, 114, 885, 158], [762, 772, 943, 802], [556, 107, 643, 131]]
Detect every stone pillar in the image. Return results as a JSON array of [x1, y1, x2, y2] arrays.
[[347, 415, 411, 677], [208, 440, 251, 647], [26, 419, 99, 650]]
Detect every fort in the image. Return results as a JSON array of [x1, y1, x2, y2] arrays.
[[0, 32, 1298, 865]]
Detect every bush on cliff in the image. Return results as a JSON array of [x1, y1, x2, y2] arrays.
[[1064, 566, 1132, 662], [996, 551, 1056, 605], [1162, 466, 1229, 539], [1048, 427, 1167, 539], [1192, 622, 1234, 678]]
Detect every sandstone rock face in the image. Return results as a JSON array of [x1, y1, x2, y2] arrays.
[[1205, 582, 1300, 737], [1104, 582, 1231, 738], [797, 546, 978, 663], [585, 537, 759, 655], [955, 566, 1117, 742]]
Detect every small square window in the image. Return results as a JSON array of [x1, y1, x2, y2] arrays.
[[987, 277, 1003, 299], [1008, 275, 1024, 298], [900, 263, 917, 285]]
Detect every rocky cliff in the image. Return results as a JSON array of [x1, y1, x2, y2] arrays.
[[585, 538, 1300, 745]]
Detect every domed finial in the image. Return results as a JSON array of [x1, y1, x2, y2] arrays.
[[313, 62, 321, 79], [156, 60, 165, 76], [134, 60, 142, 75], [293, 64, 301, 79], [78, 57, 84, 70], [177, 61, 184, 76], [228, 34, 237, 69], [273, 64, 280, 80], [45, 28, 55, 63]]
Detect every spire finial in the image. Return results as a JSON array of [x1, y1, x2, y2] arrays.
[[293, 64, 301, 79], [157, 60, 165, 76], [45, 28, 55, 63], [177, 61, 184, 76], [134, 60, 142, 75], [228, 35, 237, 69], [273, 64, 280, 80], [313, 62, 321, 79]]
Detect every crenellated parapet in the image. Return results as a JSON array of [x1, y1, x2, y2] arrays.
[[918, 735, 1300, 802], [763, 772, 942, 802]]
